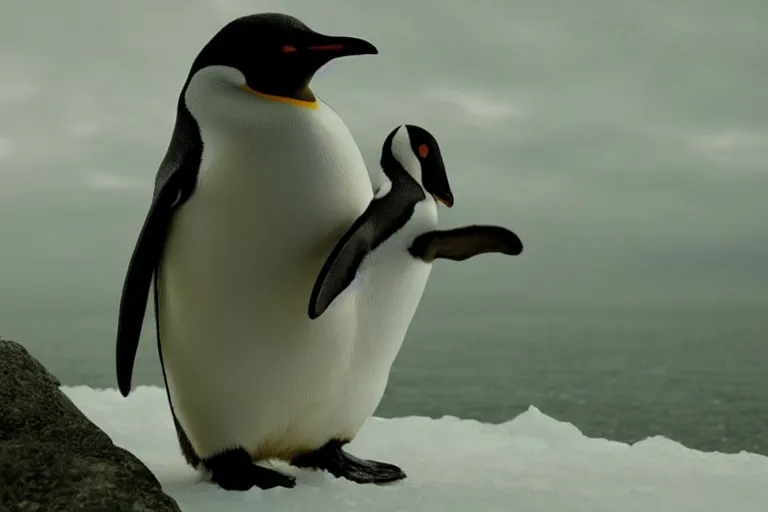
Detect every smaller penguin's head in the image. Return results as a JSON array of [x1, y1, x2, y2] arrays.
[[383, 125, 454, 208], [188, 13, 377, 103]]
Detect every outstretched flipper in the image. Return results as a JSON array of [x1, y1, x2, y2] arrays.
[[292, 440, 406, 485], [409, 225, 523, 262], [115, 107, 202, 397], [308, 180, 424, 320]]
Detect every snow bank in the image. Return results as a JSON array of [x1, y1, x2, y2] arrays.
[[64, 386, 768, 512]]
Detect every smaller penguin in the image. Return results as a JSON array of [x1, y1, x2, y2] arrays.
[[303, 129, 522, 473], [302, 126, 521, 481], [301, 124, 521, 484], [309, 124, 523, 320]]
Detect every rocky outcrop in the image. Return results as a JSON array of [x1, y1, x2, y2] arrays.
[[0, 337, 181, 512]]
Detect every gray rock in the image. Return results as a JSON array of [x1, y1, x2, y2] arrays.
[[0, 337, 181, 512]]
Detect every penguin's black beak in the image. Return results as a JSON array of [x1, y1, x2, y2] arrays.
[[302, 35, 378, 57], [432, 190, 454, 208], [423, 160, 454, 208]]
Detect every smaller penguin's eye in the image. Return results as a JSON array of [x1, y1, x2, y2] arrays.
[[418, 144, 429, 159], [282, 45, 298, 52]]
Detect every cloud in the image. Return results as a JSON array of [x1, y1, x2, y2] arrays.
[[424, 88, 527, 124], [683, 129, 768, 166], [0, 137, 15, 161], [0, 0, 766, 314], [84, 173, 148, 192]]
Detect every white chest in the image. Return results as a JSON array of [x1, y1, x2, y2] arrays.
[[350, 198, 439, 368], [190, 79, 373, 230], [168, 72, 374, 301]]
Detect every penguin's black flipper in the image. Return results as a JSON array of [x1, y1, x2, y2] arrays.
[[115, 176, 184, 398], [115, 107, 202, 397], [308, 185, 423, 320], [409, 225, 523, 262]]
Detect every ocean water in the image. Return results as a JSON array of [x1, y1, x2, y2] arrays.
[[4, 293, 766, 458]]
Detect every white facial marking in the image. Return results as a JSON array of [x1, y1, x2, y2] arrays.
[[390, 125, 423, 187], [191, 65, 247, 89], [183, 65, 250, 128]]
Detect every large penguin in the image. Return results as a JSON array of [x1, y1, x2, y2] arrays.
[[115, 13, 387, 491]]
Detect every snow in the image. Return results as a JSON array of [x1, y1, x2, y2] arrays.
[[64, 386, 768, 512]]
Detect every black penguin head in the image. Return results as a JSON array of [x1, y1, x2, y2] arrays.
[[381, 124, 454, 208], [188, 13, 377, 102]]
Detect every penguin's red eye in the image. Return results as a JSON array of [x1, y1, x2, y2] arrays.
[[282, 45, 298, 52], [418, 144, 429, 158]]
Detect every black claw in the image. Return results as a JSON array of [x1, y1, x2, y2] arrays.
[[203, 447, 296, 491], [292, 440, 406, 485]]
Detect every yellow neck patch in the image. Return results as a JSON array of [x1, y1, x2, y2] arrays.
[[240, 85, 318, 110]]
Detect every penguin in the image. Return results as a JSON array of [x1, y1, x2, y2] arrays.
[[306, 125, 523, 451], [114, 13, 394, 491]]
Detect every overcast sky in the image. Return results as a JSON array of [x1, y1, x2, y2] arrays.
[[1, 0, 766, 334]]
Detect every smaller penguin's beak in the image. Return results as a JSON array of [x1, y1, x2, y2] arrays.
[[305, 36, 378, 57], [422, 154, 453, 208], [432, 192, 454, 208]]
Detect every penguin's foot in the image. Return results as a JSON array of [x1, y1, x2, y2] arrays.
[[292, 440, 406, 484], [203, 448, 296, 491]]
